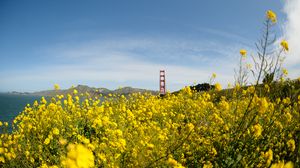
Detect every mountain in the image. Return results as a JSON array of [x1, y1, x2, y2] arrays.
[[7, 91, 31, 95], [30, 85, 158, 97]]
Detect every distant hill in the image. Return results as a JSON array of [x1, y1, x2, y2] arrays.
[[29, 85, 158, 97], [7, 91, 31, 95]]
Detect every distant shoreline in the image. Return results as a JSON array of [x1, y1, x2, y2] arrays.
[[3, 85, 158, 97]]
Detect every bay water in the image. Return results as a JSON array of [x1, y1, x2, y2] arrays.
[[0, 93, 41, 132]]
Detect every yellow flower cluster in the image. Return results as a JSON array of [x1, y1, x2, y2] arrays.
[[54, 84, 60, 90], [282, 68, 288, 76], [253, 124, 263, 138], [0, 84, 298, 167], [266, 10, 277, 23], [271, 160, 294, 168], [240, 49, 247, 57], [281, 40, 289, 51], [287, 139, 295, 152], [214, 83, 222, 91], [62, 144, 94, 168]]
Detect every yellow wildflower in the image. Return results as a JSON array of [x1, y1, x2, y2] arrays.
[[258, 98, 268, 114], [167, 158, 178, 167], [212, 73, 217, 78], [285, 112, 292, 122], [287, 139, 295, 152], [211, 147, 217, 156], [247, 86, 255, 94], [0, 156, 5, 163], [44, 138, 50, 145], [264, 84, 270, 93], [73, 89, 78, 95], [146, 143, 154, 150], [62, 144, 94, 168], [59, 138, 68, 146], [264, 149, 273, 166], [240, 49, 247, 57], [281, 40, 289, 51], [186, 123, 194, 131], [266, 10, 277, 23], [25, 151, 30, 157], [54, 84, 60, 90], [97, 153, 106, 162], [282, 68, 288, 76], [253, 124, 262, 138], [271, 161, 294, 168], [215, 83, 222, 91], [52, 128, 60, 135], [49, 166, 59, 168], [40, 163, 49, 168], [203, 162, 213, 168], [183, 86, 192, 96]]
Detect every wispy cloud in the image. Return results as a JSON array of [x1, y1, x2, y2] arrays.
[[0, 36, 246, 92]]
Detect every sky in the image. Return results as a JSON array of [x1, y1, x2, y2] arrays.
[[0, 0, 299, 92]]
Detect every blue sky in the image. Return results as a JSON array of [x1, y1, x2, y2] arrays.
[[1, 0, 298, 92]]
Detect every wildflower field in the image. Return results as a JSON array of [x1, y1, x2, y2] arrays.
[[1, 10, 300, 168]]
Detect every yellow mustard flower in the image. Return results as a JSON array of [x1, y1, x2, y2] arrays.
[[215, 83, 222, 91], [44, 138, 50, 145], [167, 158, 178, 167], [59, 138, 68, 146], [146, 143, 154, 150], [62, 144, 94, 168], [203, 162, 213, 168], [281, 40, 289, 51], [258, 98, 269, 114], [253, 124, 262, 138], [0, 156, 5, 163], [282, 68, 288, 76], [54, 84, 60, 90], [287, 139, 295, 152], [73, 89, 78, 95], [240, 49, 247, 57], [264, 149, 273, 166], [264, 84, 270, 93], [271, 161, 294, 168], [183, 86, 192, 96], [266, 10, 277, 23], [52, 128, 60, 135], [211, 147, 217, 156], [212, 73, 217, 78], [186, 123, 194, 131], [285, 112, 292, 122]]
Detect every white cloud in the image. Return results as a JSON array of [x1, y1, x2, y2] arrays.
[[283, 0, 300, 78], [0, 55, 234, 92], [0, 37, 244, 92]]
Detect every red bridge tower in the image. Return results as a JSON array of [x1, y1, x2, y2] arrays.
[[159, 70, 166, 95]]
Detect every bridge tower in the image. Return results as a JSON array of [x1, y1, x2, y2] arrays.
[[159, 70, 166, 95]]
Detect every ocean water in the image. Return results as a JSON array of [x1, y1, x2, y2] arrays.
[[0, 93, 41, 132]]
